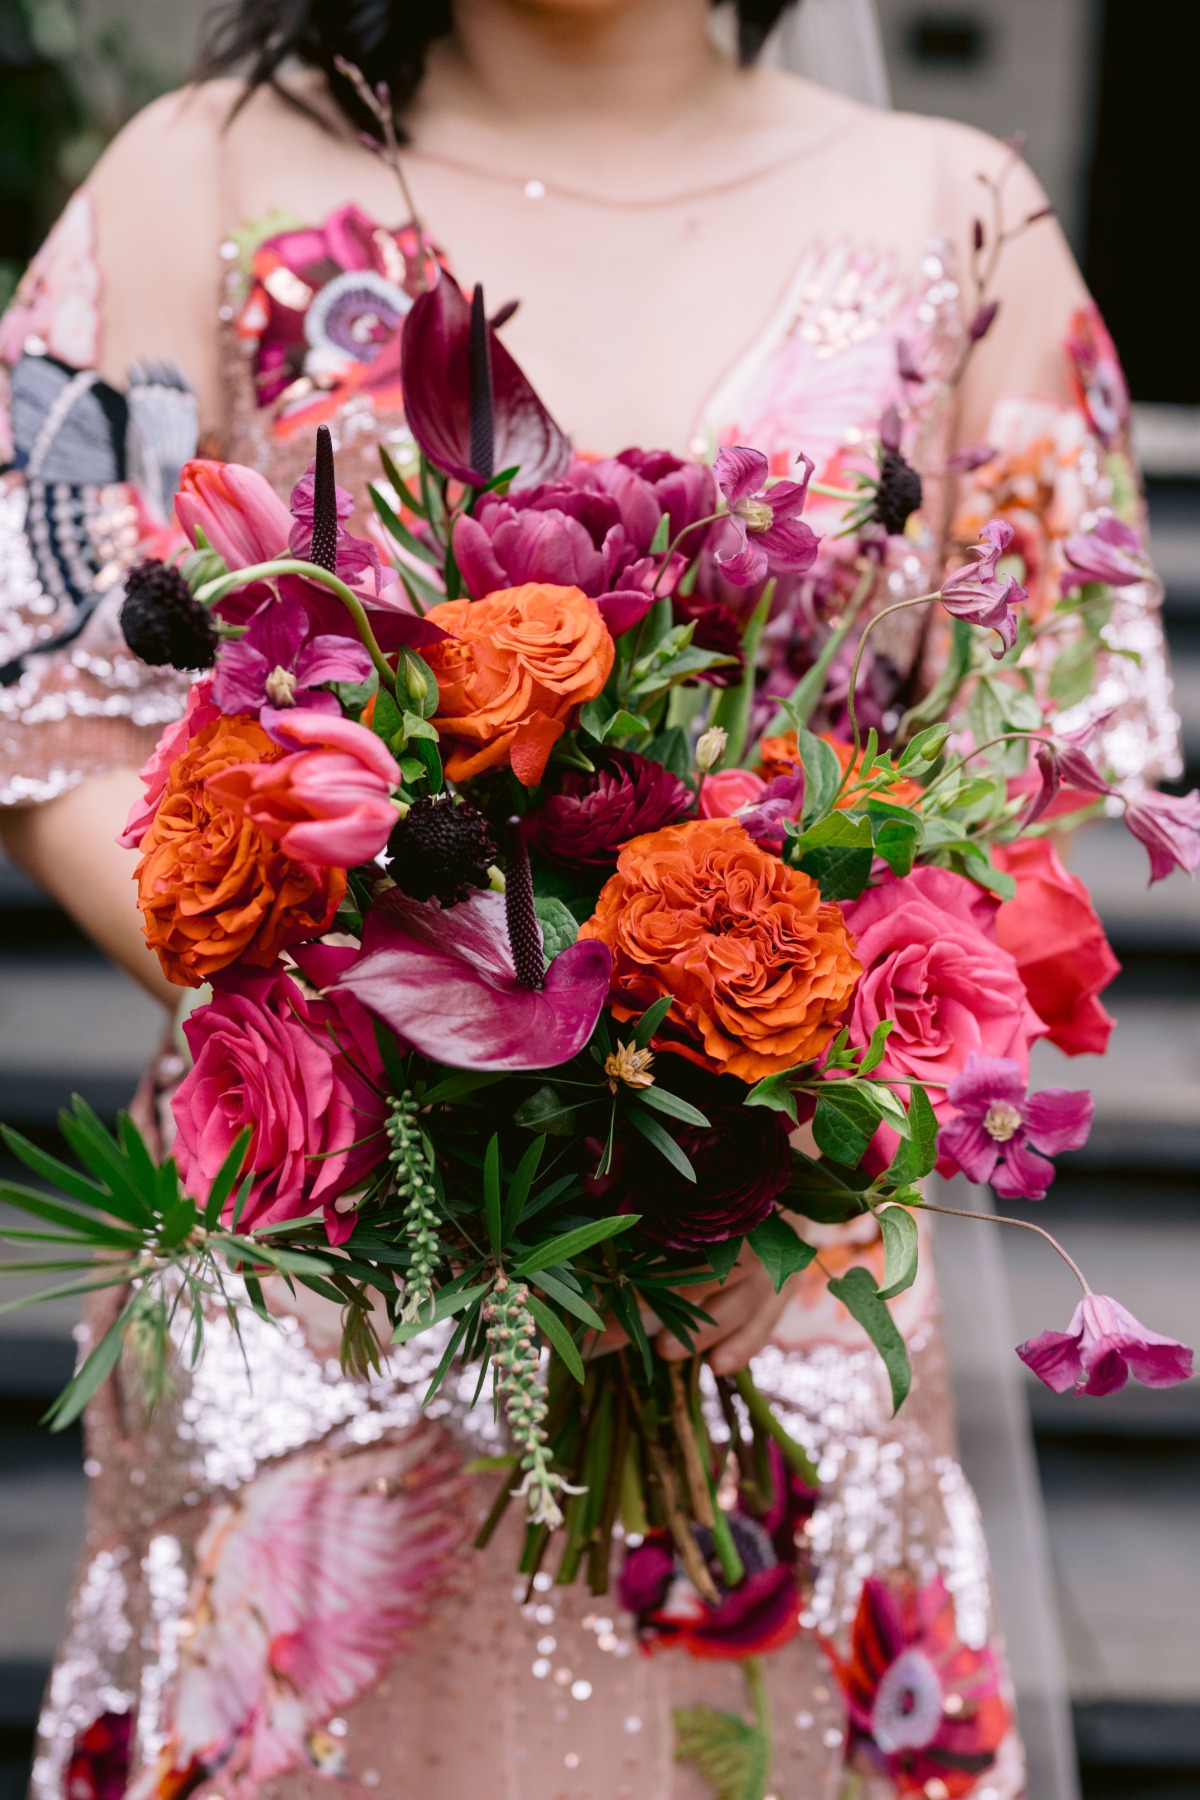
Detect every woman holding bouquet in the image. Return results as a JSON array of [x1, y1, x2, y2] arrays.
[[0, 1, 1182, 1795]]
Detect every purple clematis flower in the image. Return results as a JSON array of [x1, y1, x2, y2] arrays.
[[212, 592, 374, 739], [1027, 715, 1113, 824], [714, 446, 819, 588], [939, 519, 1025, 656], [1122, 786, 1200, 884], [737, 767, 807, 847], [1061, 510, 1149, 594], [938, 1054, 1093, 1200], [1018, 1294, 1193, 1397], [335, 887, 611, 1071], [400, 272, 571, 490]]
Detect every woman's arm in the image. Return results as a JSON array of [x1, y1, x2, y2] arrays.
[[0, 773, 179, 1009]]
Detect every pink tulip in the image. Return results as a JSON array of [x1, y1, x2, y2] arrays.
[[207, 710, 400, 868], [176, 458, 292, 569]]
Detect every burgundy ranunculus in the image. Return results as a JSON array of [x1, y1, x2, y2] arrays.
[[524, 749, 694, 872], [671, 587, 745, 687], [624, 1068, 795, 1248]]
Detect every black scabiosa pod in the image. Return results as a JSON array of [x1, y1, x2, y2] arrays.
[[120, 560, 218, 669], [388, 795, 497, 907], [873, 448, 924, 537]]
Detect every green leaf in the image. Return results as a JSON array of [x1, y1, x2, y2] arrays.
[[422, 1070, 507, 1107], [871, 811, 923, 877], [391, 1279, 492, 1343], [795, 726, 843, 823], [885, 1083, 939, 1184], [612, 1283, 653, 1380], [857, 1020, 894, 1076], [202, 1127, 253, 1229], [782, 1152, 874, 1224], [897, 722, 950, 771], [512, 1084, 585, 1137], [706, 1235, 743, 1282], [42, 1302, 132, 1431], [634, 995, 674, 1050], [876, 1203, 920, 1299], [634, 1086, 709, 1128], [513, 1213, 639, 1276], [626, 1107, 696, 1182], [641, 726, 692, 781], [827, 1264, 911, 1412], [502, 1136, 545, 1240], [369, 481, 442, 566], [813, 1083, 884, 1167], [527, 1295, 585, 1383], [598, 708, 653, 746], [532, 1268, 605, 1331], [747, 1212, 817, 1291], [673, 1703, 772, 1800], [709, 587, 772, 766], [533, 895, 578, 961], [743, 1066, 806, 1125], [0, 1126, 109, 1212], [797, 841, 874, 901], [0, 1183, 144, 1249], [370, 686, 407, 753], [649, 512, 671, 555], [483, 1135, 503, 1257]]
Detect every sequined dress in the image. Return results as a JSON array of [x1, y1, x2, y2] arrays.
[[0, 172, 1180, 1800]]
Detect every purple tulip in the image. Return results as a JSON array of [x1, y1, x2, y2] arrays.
[[579, 449, 719, 555], [1018, 1294, 1193, 1397], [939, 519, 1025, 655], [524, 749, 693, 872], [714, 446, 820, 588], [1061, 511, 1149, 594], [400, 272, 571, 490], [212, 592, 374, 740], [335, 887, 611, 1071], [1122, 786, 1200, 884], [451, 483, 654, 635], [938, 1054, 1093, 1200], [1027, 716, 1113, 824]]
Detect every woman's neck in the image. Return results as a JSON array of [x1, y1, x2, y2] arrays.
[[415, 0, 742, 170]]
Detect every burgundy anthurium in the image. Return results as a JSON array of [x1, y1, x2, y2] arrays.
[[336, 887, 611, 1070], [400, 272, 571, 490]]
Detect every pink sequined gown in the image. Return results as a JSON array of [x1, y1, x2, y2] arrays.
[[0, 155, 1179, 1800]]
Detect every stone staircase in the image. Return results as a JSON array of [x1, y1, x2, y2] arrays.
[[0, 476, 1197, 1798]]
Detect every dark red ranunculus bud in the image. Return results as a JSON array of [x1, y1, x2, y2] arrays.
[[524, 749, 693, 872]]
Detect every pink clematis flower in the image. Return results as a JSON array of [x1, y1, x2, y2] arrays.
[[1060, 510, 1149, 594], [1018, 1294, 1193, 1397], [206, 710, 400, 868], [713, 446, 819, 588], [337, 887, 611, 1071], [939, 519, 1025, 656], [938, 1054, 1093, 1201], [212, 591, 374, 739], [1027, 714, 1113, 825], [1122, 786, 1200, 883]]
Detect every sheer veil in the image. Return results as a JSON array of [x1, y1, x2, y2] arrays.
[[765, 0, 891, 105]]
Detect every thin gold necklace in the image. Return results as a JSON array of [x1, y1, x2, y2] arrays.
[[406, 140, 815, 211]]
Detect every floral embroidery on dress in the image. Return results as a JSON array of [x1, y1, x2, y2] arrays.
[[127, 1425, 469, 1798], [232, 204, 442, 438], [827, 1573, 1012, 1796], [0, 190, 102, 381]]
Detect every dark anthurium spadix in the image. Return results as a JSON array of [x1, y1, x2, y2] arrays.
[[504, 816, 545, 990], [469, 284, 495, 485], [336, 887, 611, 1071], [309, 424, 340, 573], [400, 271, 571, 490]]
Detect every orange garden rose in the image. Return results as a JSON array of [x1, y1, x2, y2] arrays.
[[423, 582, 614, 786], [758, 731, 922, 809], [579, 818, 861, 1082], [136, 714, 344, 987]]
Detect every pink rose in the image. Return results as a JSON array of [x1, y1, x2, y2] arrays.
[[173, 947, 389, 1244], [206, 710, 401, 867], [117, 676, 220, 850], [839, 865, 1047, 1171], [993, 837, 1119, 1056], [698, 768, 767, 819]]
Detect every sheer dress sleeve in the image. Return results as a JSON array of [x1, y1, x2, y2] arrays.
[[0, 190, 194, 807]]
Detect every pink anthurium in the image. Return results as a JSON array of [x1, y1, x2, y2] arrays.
[[336, 887, 612, 1071], [400, 272, 571, 490]]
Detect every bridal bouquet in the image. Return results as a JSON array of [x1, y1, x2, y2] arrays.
[[3, 264, 1194, 1708]]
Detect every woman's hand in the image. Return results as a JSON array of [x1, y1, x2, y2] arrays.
[[590, 1246, 792, 1376]]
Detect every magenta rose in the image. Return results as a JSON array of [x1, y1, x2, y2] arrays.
[[839, 865, 1047, 1172], [173, 945, 389, 1244]]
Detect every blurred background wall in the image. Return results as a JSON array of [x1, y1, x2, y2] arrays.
[[1, 3, 1197, 1797]]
